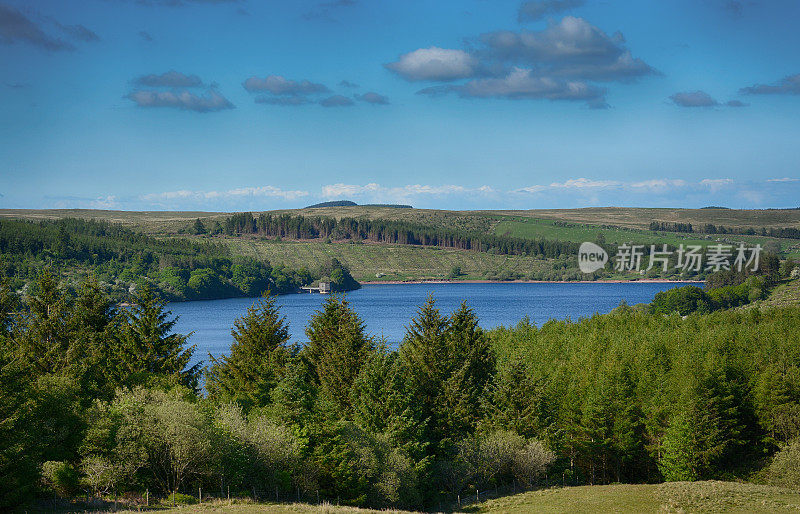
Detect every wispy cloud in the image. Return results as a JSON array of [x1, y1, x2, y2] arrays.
[[767, 177, 799, 183], [518, 0, 584, 22], [45, 195, 120, 209], [321, 183, 495, 202], [741, 73, 800, 96], [134, 70, 203, 88], [356, 92, 390, 105], [516, 177, 700, 194], [699, 178, 734, 192], [143, 186, 309, 203], [243, 75, 329, 96], [549, 178, 620, 189], [53, 21, 100, 43], [0, 3, 74, 51], [126, 89, 234, 112], [320, 94, 354, 107], [670, 90, 718, 107]]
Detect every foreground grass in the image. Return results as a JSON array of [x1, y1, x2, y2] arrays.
[[118, 500, 412, 514], [111, 481, 800, 513], [473, 481, 800, 513]]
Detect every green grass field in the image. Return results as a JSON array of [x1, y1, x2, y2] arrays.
[[219, 238, 554, 282], [114, 481, 800, 513], [472, 481, 800, 513], [490, 216, 798, 256], [482, 207, 800, 230]]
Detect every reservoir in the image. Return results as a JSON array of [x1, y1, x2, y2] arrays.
[[167, 281, 694, 367]]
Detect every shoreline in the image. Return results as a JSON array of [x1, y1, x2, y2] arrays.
[[361, 279, 704, 285], [155, 279, 702, 305]]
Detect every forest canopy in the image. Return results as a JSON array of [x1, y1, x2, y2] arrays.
[[2, 269, 800, 509], [0, 218, 359, 301]]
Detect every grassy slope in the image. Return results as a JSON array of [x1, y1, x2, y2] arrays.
[[473, 481, 800, 514], [115, 481, 800, 513], [482, 207, 800, 230], [3, 207, 798, 279], [752, 278, 800, 309], [220, 238, 553, 282]]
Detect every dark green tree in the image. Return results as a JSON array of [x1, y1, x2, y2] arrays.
[[192, 218, 207, 235], [71, 278, 125, 397], [304, 295, 374, 415], [206, 295, 292, 410], [17, 270, 75, 375], [121, 285, 199, 389]]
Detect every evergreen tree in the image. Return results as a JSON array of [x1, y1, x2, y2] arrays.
[[206, 295, 292, 410], [304, 295, 374, 415], [71, 278, 124, 397], [121, 285, 198, 389], [0, 276, 16, 339], [350, 345, 396, 433], [18, 270, 75, 375], [396, 296, 449, 456], [437, 303, 495, 446]]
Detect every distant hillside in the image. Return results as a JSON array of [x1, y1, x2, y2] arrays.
[[304, 200, 412, 209], [304, 200, 357, 208], [362, 203, 413, 209], [1, 206, 798, 282]]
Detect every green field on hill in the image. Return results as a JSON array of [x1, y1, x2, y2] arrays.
[[220, 238, 557, 282]]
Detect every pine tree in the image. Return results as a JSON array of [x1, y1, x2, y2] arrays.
[[304, 295, 373, 414], [71, 279, 124, 397], [18, 270, 74, 375], [0, 276, 16, 340], [350, 345, 396, 433], [437, 303, 494, 445], [206, 295, 291, 410], [398, 295, 449, 419], [0, 277, 37, 507], [121, 285, 198, 388]]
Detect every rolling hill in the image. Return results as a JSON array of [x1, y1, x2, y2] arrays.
[[2, 207, 798, 283]]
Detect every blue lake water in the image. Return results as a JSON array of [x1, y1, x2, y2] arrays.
[[168, 282, 694, 367]]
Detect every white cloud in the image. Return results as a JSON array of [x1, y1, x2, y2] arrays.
[[385, 47, 478, 81], [699, 178, 733, 192], [514, 185, 548, 194], [515, 177, 690, 194], [455, 67, 604, 103], [143, 186, 309, 203], [320, 183, 494, 202], [91, 195, 119, 209], [767, 177, 799, 183], [549, 177, 620, 189], [629, 179, 687, 190]]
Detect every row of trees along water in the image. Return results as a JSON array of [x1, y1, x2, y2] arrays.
[[0, 218, 359, 301], [217, 212, 579, 258], [2, 267, 800, 510]]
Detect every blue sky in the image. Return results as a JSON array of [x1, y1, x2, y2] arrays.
[[1, 0, 799, 211]]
